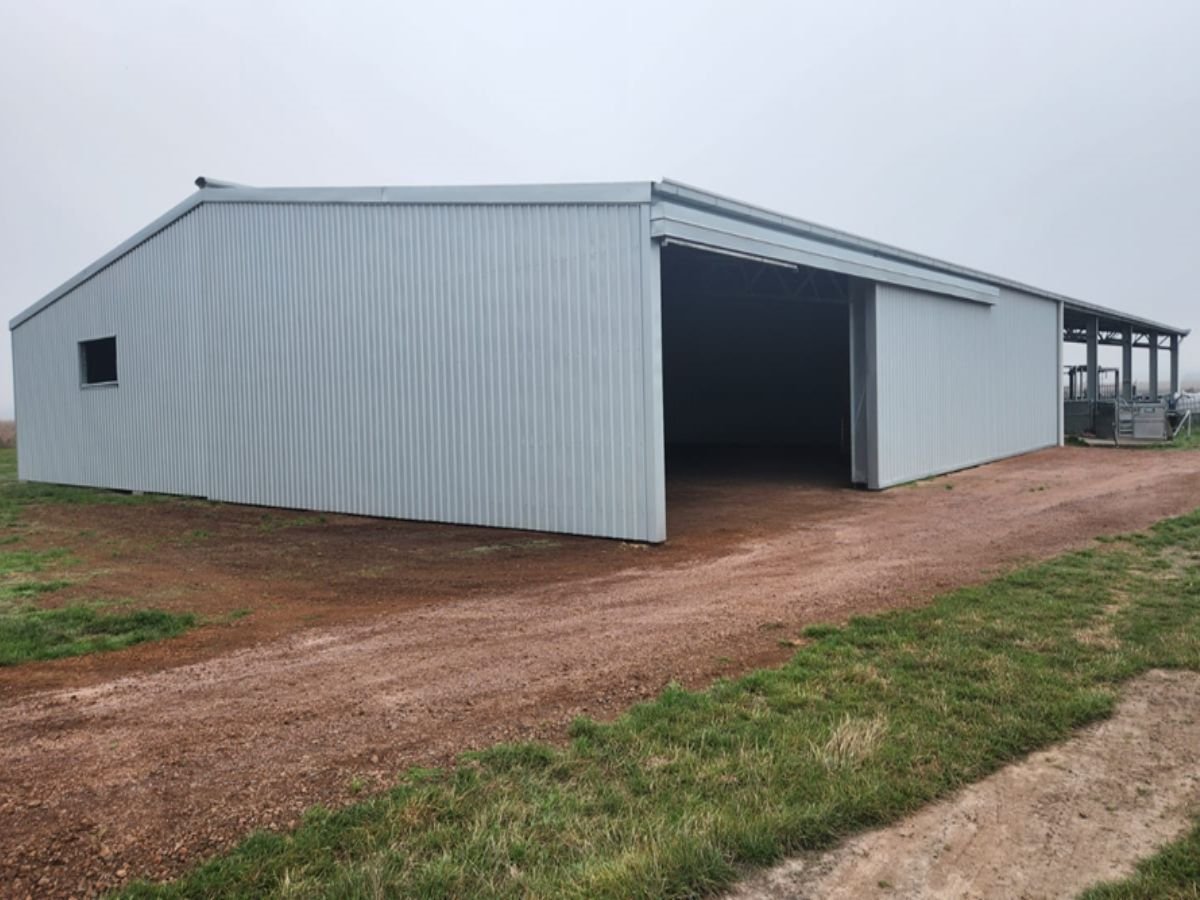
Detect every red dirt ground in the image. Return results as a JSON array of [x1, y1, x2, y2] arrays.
[[3, 446, 1200, 898]]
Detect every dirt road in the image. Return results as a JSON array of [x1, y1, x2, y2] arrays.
[[3, 447, 1200, 897]]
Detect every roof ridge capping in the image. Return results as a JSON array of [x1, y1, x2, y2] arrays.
[[194, 180, 653, 205]]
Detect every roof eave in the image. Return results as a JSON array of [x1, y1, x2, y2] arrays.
[[652, 179, 1189, 339]]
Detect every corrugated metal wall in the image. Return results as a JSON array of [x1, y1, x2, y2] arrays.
[[870, 283, 1059, 487], [12, 201, 663, 541]]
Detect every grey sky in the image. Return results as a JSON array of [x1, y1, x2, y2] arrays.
[[3, 0, 1199, 419]]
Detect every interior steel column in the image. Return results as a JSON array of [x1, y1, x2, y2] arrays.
[[1149, 331, 1159, 401], [1121, 330, 1133, 401], [1170, 334, 1180, 395], [1086, 316, 1099, 404]]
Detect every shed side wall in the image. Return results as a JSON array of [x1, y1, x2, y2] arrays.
[[871, 283, 1059, 487], [12, 201, 658, 540]]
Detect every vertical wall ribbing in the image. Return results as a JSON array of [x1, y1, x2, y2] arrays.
[[871, 283, 1059, 487], [11, 201, 655, 541]]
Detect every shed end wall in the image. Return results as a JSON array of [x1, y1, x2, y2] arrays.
[[12, 201, 660, 541]]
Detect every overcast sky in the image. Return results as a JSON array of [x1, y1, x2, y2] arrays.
[[3, 0, 1199, 419]]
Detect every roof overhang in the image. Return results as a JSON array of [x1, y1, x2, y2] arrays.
[[1061, 299, 1188, 343], [651, 180, 1189, 337], [651, 183, 998, 305]]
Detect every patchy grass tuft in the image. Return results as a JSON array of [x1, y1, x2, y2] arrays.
[[1167, 428, 1200, 452], [257, 513, 327, 532], [0, 604, 195, 666], [814, 713, 888, 771]]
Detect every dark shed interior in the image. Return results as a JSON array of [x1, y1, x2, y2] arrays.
[[659, 244, 852, 498]]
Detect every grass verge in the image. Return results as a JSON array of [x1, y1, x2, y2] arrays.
[[0, 448, 195, 665], [118, 508, 1200, 898], [1080, 820, 1200, 898]]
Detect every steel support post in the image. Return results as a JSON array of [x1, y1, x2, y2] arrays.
[[1122, 331, 1133, 401], [1149, 332, 1159, 401], [1086, 316, 1099, 404], [1170, 335, 1180, 395]]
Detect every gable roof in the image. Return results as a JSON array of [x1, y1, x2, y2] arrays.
[[10, 177, 1189, 339]]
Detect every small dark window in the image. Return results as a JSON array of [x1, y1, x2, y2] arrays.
[[79, 337, 118, 386]]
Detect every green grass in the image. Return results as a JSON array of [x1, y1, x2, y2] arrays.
[[0, 547, 72, 574], [0, 447, 195, 665], [1167, 427, 1200, 452], [0, 603, 195, 666], [117, 509, 1200, 899], [1081, 821, 1200, 898], [0, 545, 195, 666]]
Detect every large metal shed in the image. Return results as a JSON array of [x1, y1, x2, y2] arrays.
[[9, 178, 1189, 542]]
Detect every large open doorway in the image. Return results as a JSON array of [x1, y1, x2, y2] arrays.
[[660, 244, 856, 537]]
